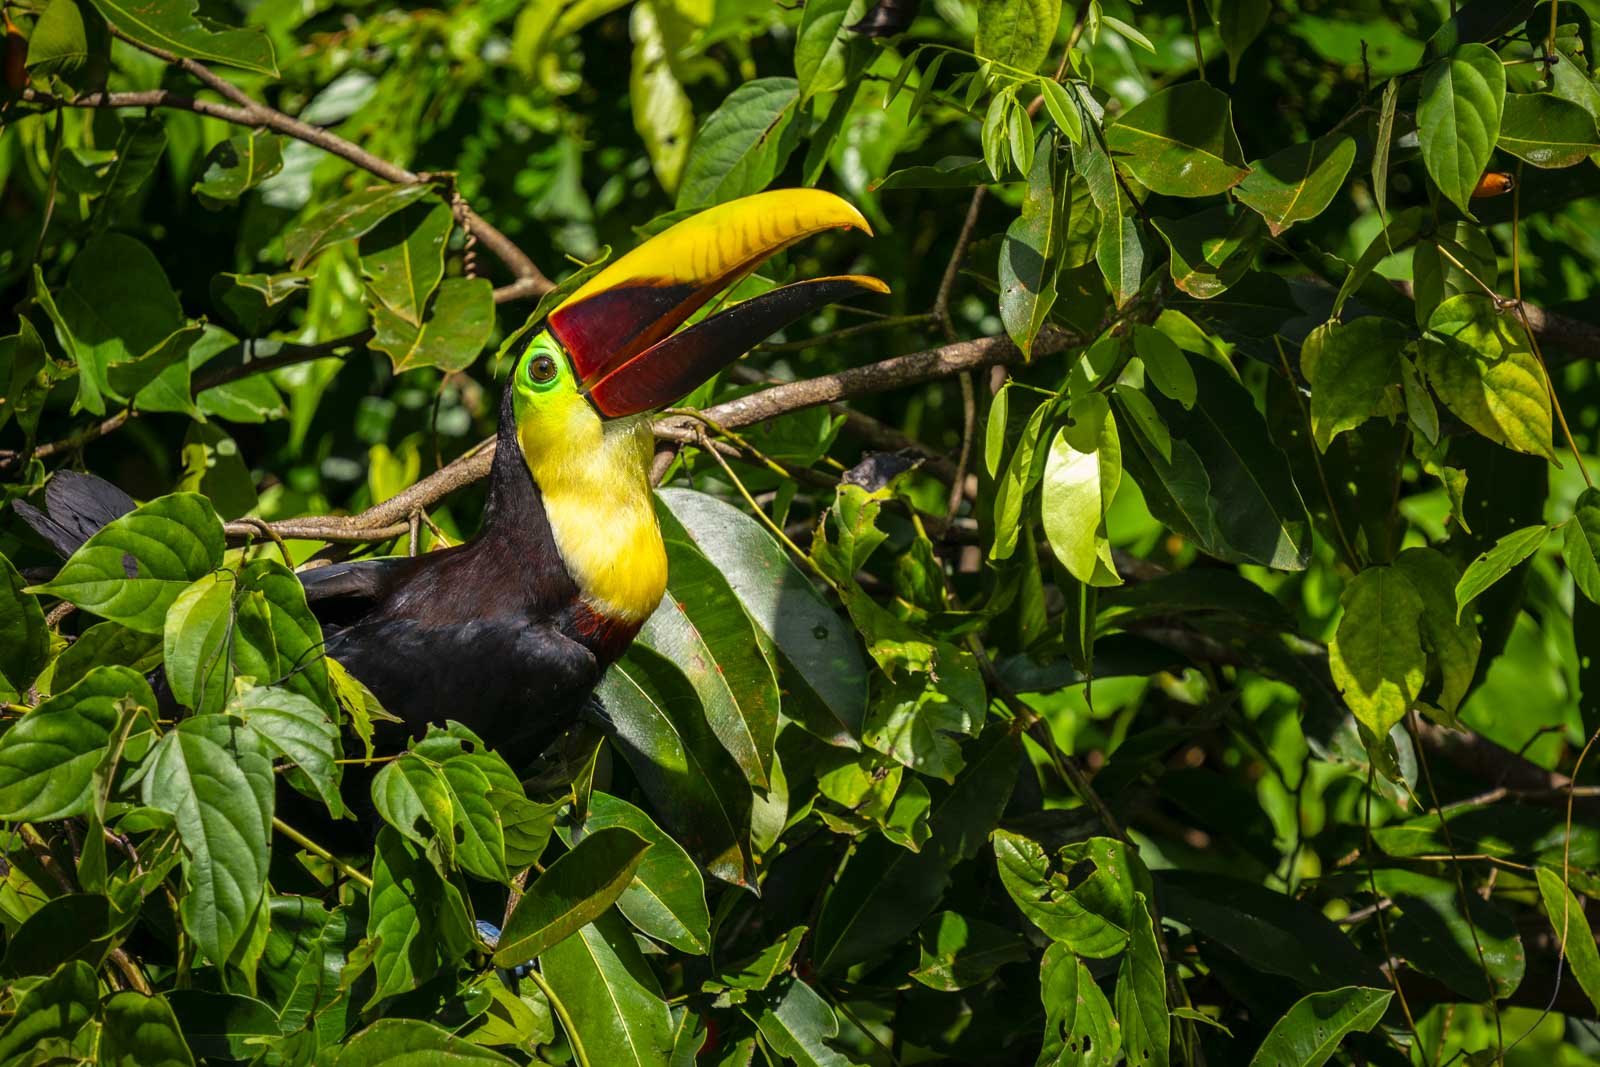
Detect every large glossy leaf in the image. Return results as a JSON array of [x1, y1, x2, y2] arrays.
[[1247, 986, 1393, 1067], [540, 910, 675, 1067], [100, 992, 197, 1067], [1105, 82, 1250, 197], [557, 792, 710, 954], [1422, 295, 1554, 459], [657, 489, 866, 747], [1299, 318, 1407, 452], [677, 78, 802, 209], [1117, 359, 1312, 569], [371, 277, 495, 374], [338, 1019, 516, 1066], [1235, 133, 1356, 235], [1115, 894, 1169, 1067], [999, 132, 1065, 357], [30, 492, 223, 633], [0, 551, 48, 692], [1499, 91, 1600, 167], [1536, 866, 1600, 1015], [86, 0, 276, 74], [496, 827, 649, 965], [1038, 942, 1119, 1066], [641, 511, 779, 790], [600, 645, 753, 887], [974, 0, 1060, 72], [1151, 206, 1264, 300], [0, 666, 155, 821], [1328, 565, 1427, 737], [285, 182, 437, 269], [1417, 43, 1505, 215], [1041, 395, 1121, 586], [233, 686, 343, 817], [751, 977, 852, 1067], [812, 724, 1021, 974], [143, 714, 274, 970], [0, 960, 98, 1062], [360, 201, 450, 328], [992, 831, 1151, 957]]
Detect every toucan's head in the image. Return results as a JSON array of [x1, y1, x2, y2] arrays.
[[504, 189, 887, 457]]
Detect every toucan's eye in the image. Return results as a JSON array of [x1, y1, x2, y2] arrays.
[[528, 354, 558, 384]]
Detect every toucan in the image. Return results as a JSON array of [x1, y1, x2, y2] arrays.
[[16, 189, 886, 773]]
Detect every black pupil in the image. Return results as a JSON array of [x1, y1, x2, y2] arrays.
[[531, 356, 555, 381]]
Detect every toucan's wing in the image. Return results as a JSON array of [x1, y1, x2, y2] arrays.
[[297, 557, 413, 607], [13, 471, 137, 558]]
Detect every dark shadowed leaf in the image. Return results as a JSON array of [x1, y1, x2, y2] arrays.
[[100, 992, 197, 1067], [338, 1018, 515, 1066], [194, 130, 284, 204], [0, 961, 98, 1061], [285, 182, 437, 269], [1374, 868, 1524, 999], [0, 551, 48, 693], [1151, 206, 1265, 299], [910, 911, 1029, 991], [0, 893, 109, 977], [1565, 488, 1600, 605]]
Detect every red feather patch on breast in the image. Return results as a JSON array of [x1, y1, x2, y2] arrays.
[[570, 601, 644, 665]]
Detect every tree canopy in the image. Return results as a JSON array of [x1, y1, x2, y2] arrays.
[[2, 0, 1600, 1064]]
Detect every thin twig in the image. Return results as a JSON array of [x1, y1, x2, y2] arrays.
[[272, 817, 374, 890]]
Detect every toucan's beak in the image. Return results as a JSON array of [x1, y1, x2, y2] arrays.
[[547, 189, 889, 418]]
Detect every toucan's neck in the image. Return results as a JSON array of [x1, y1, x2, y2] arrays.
[[491, 383, 667, 626]]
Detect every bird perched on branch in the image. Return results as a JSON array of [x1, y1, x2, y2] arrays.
[[17, 188, 886, 772]]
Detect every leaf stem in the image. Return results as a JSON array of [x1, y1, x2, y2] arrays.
[[271, 817, 374, 890], [524, 963, 592, 1067]]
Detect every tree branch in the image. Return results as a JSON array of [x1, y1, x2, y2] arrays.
[[20, 78, 551, 302]]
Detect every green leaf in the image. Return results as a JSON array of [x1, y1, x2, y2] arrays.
[[1422, 295, 1555, 459], [496, 827, 650, 965], [641, 512, 779, 790], [985, 382, 1011, 479], [1414, 224, 1499, 328], [992, 831, 1151, 957], [367, 828, 437, 1004], [813, 724, 1021, 974], [233, 686, 343, 818], [25, 0, 92, 79], [1105, 82, 1250, 197], [1118, 358, 1312, 569], [999, 132, 1064, 357], [0, 551, 48, 691], [1535, 866, 1600, 1016], [360, 201, 451, 329], [1376, 868, 1523, 999], [910, 911, 1028, 991], [557, 792, 709, 954], [981, 89, 1012, 181], [1247, 987, 1393, 1067], [1097, 185, 1148, 308], [1041, 394, 1122, 587], [86, 0, 276, 74], [991, 395, 1052, 562], [371, 277, 495, 374], [373, 753, 456, 859], [1235, 133, 1357, 235], [178, 421, 257, 520], [1115, 892, 1169, 1067], [29, 492, 223, 633], [194, 130, 284, 204], [1333, 206, 1426, 319], [0, 666, 155, 821], [1328, 565, 1428, 737], [1417, 43, 1506, 216], [1, 892, 109, 977], [600, 645, 754, 887], [795, 0, 866, 101], [1113, 384, 1172, 464], [1212, 0, 1270, 81], [1455, 523, 1552, 622], [1151, 206, 1264, 300], [1565, 488, 1600, 605], [143, 714, 273, 971], [540, 911, 674, 1067], [1499, 92, 1600, 168], [1038, 942, 1119, 1066], [0, 961, 98, 1063], [1299, 318, 1407, 452], [284, 182, 437, 270], [873, 155, 990, 191], [1391, 547, 1481, 716], [630, 1, 695, 195], [1133, 324, 1196, 408], [338, 1019, 516, 1067], [677, 78, 803, 209], [751, 977, 852, 1067], [974, 0, 1061, 73], [657, 489, 866, 747], [100, 992, 197, 1067], [1040, 79, 1082, 144], [1373, 78, 1400, 224], [90, 115, 170, 233]]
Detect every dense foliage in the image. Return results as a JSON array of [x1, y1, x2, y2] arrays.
[[3, 0, 1600, 1063]]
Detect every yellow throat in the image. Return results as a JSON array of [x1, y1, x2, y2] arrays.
[[516, 408, 667, 625]]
